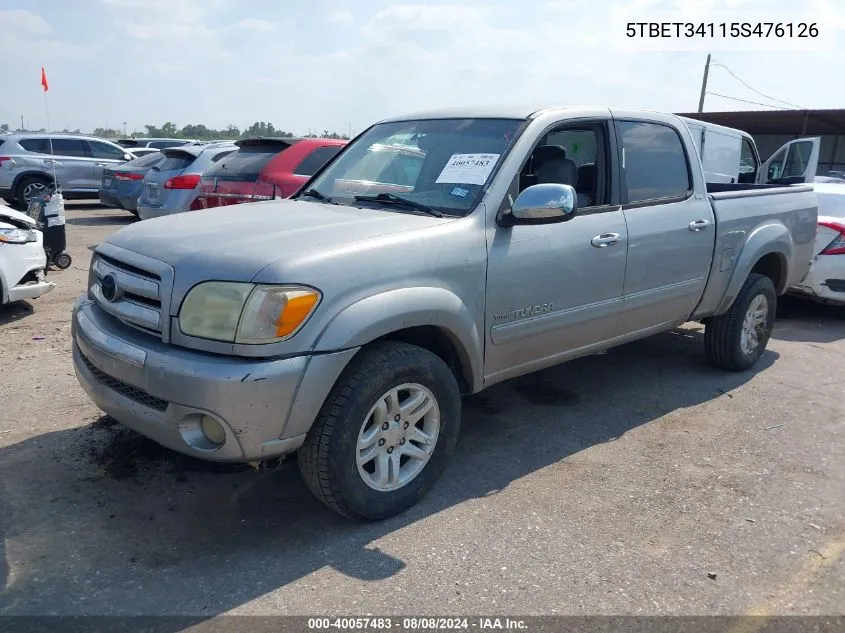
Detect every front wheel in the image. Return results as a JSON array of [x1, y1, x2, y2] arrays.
[[298, 341, 462, 521], [704, 273, 777, 371]]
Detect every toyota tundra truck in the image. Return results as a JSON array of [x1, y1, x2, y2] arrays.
[[71, 106, 819, 521]]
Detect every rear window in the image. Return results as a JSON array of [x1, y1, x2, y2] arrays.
[[156, 151, 196, 172], [125, 152, 166, 169], [19, 138, 49, 153], [618, 121, 691, 203], [203, 143, 292, 181], [294, 145, 344, 177], [117, 139, 139, 148]]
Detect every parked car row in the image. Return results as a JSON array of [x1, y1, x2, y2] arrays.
[[99, 136, 348, 219], [0, 133, 181, 209]]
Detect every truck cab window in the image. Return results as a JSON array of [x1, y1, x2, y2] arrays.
[[519, 127, 603, 208], [618, 121, 691, 203]]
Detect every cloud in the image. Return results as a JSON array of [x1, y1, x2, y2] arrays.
[[369, 4, 488, 32], [327, 11, 354, 26], [0, 9, 51, 36], [232, 18, 275, 33]]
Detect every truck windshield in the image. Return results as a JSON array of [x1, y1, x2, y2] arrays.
[[301, 118, 525, 216]]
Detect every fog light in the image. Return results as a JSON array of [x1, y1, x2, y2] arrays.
[[200, 415, 226, 446]]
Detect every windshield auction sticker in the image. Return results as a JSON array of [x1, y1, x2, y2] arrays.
[[436, 154, 501, 186]]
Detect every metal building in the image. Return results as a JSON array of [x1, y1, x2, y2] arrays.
[[676, 109, 845, 177]]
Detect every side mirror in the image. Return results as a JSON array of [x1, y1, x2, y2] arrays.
[[124, 153, 134, 161], [504, 183, 577, 225]]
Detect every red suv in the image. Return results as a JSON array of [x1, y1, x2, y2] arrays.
[[190, 137, 347, 210]]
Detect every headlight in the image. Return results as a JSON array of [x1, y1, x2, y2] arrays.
[[0, 228, 36, 244], [179, 282, 321, 344]]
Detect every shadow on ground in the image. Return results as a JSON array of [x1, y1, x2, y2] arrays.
[[0, 328, 776, 618], [0, 302, 34, 327], [773, 295, 845, 344], [66, 213, 135, 228]]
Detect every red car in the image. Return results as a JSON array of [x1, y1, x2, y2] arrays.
[[190, 137, 347, 210]]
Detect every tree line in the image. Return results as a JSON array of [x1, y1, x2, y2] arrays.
[[0, 121, 350, 140]]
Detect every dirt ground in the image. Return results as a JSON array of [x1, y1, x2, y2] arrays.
[[0, 201, 843, 619]]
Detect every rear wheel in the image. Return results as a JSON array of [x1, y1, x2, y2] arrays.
[[704, 273, 777, 371], [14, 176, 53, 209], [298, 341, 462, 521]]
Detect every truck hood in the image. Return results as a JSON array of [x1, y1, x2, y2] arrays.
[[106, 198, 451, 283]]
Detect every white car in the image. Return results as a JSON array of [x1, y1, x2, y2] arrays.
[[790, 182, 845, 306], [0, 206, 55, 305]]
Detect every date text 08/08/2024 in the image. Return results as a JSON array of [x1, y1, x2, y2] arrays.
[[307, 617, 528, 630], [626, 22, 819, 38]]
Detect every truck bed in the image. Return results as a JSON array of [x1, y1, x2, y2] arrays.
[[692, 183, 819, 319]]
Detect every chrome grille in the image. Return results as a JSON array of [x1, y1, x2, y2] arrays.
[[89, 248, 174, 342], [79, 348, 168, 412]]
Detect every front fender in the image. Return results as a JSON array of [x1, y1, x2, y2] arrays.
[[717, 222, 792, 314], [313, 286, 483, 392]]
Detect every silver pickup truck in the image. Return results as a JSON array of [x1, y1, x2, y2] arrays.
[[71, 106, 819, 521]]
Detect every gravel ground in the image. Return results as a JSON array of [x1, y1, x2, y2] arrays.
[[0, 201, 843, 619]]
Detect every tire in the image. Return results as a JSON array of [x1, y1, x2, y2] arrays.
[[2, 198, 14, 205], [54, 252, 72, 270], [14, 176, 52, 209], [704, 273, 777, 371], [298, 341, 462, 521]]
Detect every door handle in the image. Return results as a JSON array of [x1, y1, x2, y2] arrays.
[[95, 162, 108, 167], [591, 233, 621, 248], [689, 219, 710, 231]]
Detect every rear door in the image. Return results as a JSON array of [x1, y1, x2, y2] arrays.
[[757, 137, 821, 184], [612, 115, 715, 338], [86, 140, 130, 188], [47, 138, 93, 190]]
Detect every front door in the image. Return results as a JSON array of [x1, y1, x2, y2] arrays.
[[757, 137, 821, 185], [613, 118, 716, 338], [483, 119, 628, 384]]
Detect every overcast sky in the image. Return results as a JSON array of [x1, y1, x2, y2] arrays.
[[0, 0, 842, 136]]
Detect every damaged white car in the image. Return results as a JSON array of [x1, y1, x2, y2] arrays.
[[0, 206, 55, 305]]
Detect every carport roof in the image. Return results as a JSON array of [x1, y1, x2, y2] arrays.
[[676, 109, 845, 136]]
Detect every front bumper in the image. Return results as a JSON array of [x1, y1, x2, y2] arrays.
[[8, 277, 55, 302], [71, 296, 358, 462]]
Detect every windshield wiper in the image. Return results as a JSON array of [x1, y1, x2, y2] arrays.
[[354, 193, 443, 218], [300, 188, 335, 204]]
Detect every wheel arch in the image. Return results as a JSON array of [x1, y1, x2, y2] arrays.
[[716, 222, 793, 314], [312, 287, 483, 395]]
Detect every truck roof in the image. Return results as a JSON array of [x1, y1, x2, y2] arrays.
[[377, 105, 687, 124]]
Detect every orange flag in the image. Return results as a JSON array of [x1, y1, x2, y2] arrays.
[[41, 67, 49, 92]]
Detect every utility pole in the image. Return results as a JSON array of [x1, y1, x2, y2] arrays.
[[697, 53, 711, 113], [20, 115, 24, 130], [123, 121, 127, 135]]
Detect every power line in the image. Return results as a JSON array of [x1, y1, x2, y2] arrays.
[[710, 60, 804, 109], [705, 91, 790, 109]]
